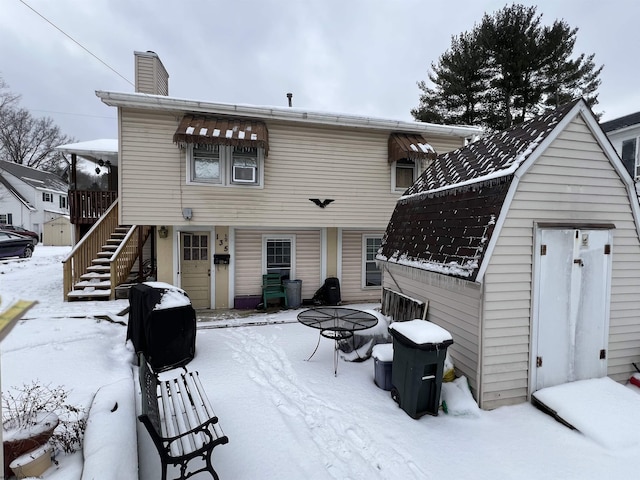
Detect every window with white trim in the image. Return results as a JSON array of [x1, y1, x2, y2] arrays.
[[363, 235, 382, 287], [192, 145, 222, 184], [622, 138, 639, 178], [231, 147, 258, 184], [0, 214, 12, 225], [392, 159, 418, 191], [42, 192, 53, 202], [59, 195, 68, 209], [263, 235, 295, 281], [188, 144, 262, 186]]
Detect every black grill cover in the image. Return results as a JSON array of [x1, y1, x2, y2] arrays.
[[127, 282, 196, 371], [323, 277, 341, 305]]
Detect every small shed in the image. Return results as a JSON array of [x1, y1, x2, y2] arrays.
[[377, 99, 640, 410], [43, 215, 71, 246]]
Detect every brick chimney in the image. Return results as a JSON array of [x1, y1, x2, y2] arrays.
[[134, 51, 169, 95]]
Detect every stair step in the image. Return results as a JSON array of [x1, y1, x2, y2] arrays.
[[101, 245, 117, 251], [68, 289, 112, 301], [80, 272, 110, 281], [87, 265, 110, 273], [106, 239, 122, 245], [97, 252, 113, 258], [92, 258, 111, 265], [74, 280, 111, 288]]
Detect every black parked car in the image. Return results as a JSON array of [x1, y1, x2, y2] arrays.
[[0, 231, 35, 259], [0, 225, 39, 244]]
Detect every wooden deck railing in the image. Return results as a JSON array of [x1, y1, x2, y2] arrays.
[[62, 201, 120, 301], [69, 190, 117, 225], [111, 225, 152, 292]]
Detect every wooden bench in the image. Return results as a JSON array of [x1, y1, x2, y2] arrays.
[[138, 356, 229, 480]]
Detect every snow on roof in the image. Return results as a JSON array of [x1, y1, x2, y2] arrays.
[[0, 160, 68, 193], [378, 99, 583, 281], [56, 139, 118, 154], [55, 139, 118, 165]]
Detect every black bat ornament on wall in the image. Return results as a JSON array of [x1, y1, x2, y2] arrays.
[[309, 199, 335, 208]]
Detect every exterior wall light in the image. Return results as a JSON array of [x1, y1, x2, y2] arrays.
[[158, 226, 169, 238]]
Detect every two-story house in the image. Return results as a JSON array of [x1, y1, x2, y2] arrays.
[[83, 51, 482, 309], [601, 111, 640, 179], [0, 160, 69, 243]]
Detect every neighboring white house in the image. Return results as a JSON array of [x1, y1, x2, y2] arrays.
[[0, 160, 69, 243], [601, 111, 640, 178]]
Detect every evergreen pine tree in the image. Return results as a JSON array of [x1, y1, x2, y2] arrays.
[[412, 3, 603, 131]]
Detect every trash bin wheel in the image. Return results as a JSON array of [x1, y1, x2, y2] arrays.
[[390, 387, 400, 406]]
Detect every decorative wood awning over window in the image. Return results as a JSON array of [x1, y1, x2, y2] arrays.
[[174, 115, 269, 155], [388, 133, 437, 164]]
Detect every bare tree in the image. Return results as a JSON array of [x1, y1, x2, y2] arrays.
[[0, 108, 72, 170], [0, 76, 73, 171], [0, 78, 20, 114]]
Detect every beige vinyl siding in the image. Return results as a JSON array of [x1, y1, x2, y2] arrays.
[[341, 230, 384, 303], [118, 110, 466, 227], [234, 229, 321, 301], [382, 263, 482, 397], [481, 114, 640, 409], [135, 54, 168, 95], [134, 55, 155, 94]]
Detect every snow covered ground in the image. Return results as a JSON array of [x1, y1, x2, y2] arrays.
[[1, 247, 640, 479]]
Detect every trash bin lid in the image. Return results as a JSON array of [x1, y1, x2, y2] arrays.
[[389, 319, 453, 350], [371, 343, 393, 361]]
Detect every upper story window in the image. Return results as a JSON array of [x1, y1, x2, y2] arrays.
[[188, 144, 263, 187], [622, 138, 639, 178], [388, 133, 436, 193], [393, 159, 418, 191], [59, 196, 68, 209], [231, 147, 259, 184], [192, 145, 222, 184], [0, 214, 12, 225], [42, 192, 53, 202]]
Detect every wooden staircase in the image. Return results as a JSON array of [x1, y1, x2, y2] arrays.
[[63, 200, 153, 302], [67, 226, 132, 301]]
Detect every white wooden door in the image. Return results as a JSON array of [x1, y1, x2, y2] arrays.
[[180, 232, 211, 309], [534, 228, 611, 391]]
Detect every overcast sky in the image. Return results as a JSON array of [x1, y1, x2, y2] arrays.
[[1, 0, 638, 142]]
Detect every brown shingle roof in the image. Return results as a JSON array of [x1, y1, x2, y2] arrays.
[[379, 99, 583, 281]]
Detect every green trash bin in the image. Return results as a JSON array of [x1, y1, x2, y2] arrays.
[[388, 320, 453, 419]]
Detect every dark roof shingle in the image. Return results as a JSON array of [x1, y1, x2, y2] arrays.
[[600, 111, 640, 133], [0, 160, 68, 192], [379, 99, 583, 281]]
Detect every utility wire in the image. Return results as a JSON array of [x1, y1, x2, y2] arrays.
[[18, 0, 135, 88]]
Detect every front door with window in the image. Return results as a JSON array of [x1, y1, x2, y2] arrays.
[[180, 232, 211, 309]]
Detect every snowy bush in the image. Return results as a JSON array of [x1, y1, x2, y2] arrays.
[[2, 381, 87, 454]]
